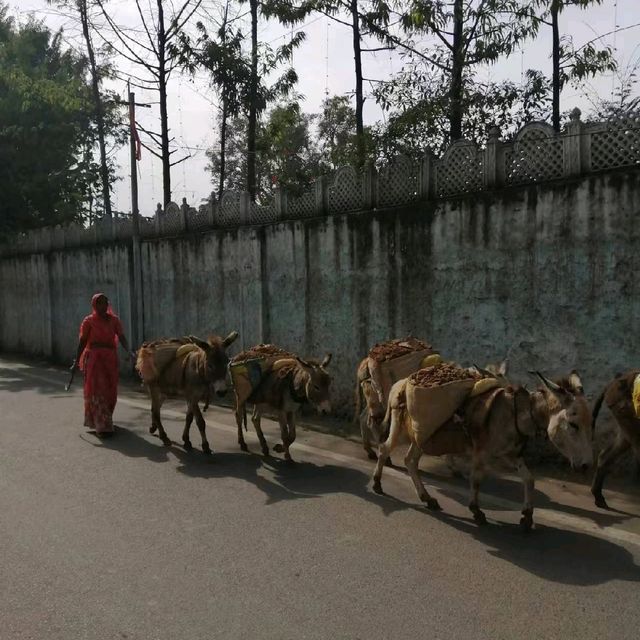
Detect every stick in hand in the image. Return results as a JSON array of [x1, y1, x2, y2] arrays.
[[65, 361, 77, 392]]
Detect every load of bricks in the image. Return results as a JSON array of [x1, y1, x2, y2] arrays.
[[368, 337, 433, 363], [409, 362, 480, 388], [231, 344, 294, 363]]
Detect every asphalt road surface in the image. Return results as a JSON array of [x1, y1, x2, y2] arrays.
[[2, 356, 640, 640]]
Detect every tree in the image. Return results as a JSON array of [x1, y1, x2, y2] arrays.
[[316, 95, 362, 169], [181, 2, 305, 200], [206, 115, 248, 194], [364, 1, 538, 142], [206, 102, 320, 200], [258, 102, 321, 195], [0, 8, 116, 234], [372, 67, 551, 157], [302, 1, 391, 168], [47, 0, 119, 217], [174, 1, 250, 200], [240, 0, 308, 200], [94, 0, 203, 206], [533, 1, 617, 131]]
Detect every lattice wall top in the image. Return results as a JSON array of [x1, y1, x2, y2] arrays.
[[3, 110, 640, 255]]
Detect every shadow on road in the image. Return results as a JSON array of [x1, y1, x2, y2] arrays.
[[77, 423, 640, 586], [433, 470, 640, 530], [89, 424, 421, 518], [436, 513, 640, 586]]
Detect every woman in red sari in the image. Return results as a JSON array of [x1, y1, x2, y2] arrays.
[[72, 293, 133, 437]]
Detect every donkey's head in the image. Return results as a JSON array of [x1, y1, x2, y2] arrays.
[[295, 354, 333, 414], [531, 370, 592, 471]]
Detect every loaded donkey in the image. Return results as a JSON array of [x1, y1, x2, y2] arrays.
[[372, 367, 591, 531], [234, 349, 332, 462], [136, 332, 239, 453]]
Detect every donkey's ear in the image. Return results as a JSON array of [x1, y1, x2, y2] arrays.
[[188, 335, 210, 351], [321, 353, 332, 368], [497, 359, 508, 377], [530, 371, 562, 393], [296, 356, 313, 370], [222, 330, 239, 347], [568, 369, 584, 394]]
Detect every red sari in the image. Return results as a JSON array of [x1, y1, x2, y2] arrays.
[[79, 302, 123, 434]]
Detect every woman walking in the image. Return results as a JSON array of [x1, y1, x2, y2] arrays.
[[72, 293, 134, 438]]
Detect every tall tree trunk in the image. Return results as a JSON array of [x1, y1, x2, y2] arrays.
[[350, 0, 365, 167], [449, 0, 464, 141], [218, 1, 229, 201], [157, 0, 171, 205], [218, 97, 228, 201], [247, 0, 259, 201], [79, 0, 111, 217], [551, 0, 561, 132]]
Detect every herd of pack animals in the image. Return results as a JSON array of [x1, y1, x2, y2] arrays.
[[135, 332, 640, 532]]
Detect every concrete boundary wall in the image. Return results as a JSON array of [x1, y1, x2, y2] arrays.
[[1, 169, 639, 420]]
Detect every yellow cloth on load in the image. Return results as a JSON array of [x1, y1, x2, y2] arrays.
[[176, 343, 199, 358], [421, 354, 443, 368], [632, 374, 640, 418], [470, 377, 500, 397]]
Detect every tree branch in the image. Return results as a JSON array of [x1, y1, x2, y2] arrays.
[[134, 0, 158, 55], [166, 0, 205, 41]]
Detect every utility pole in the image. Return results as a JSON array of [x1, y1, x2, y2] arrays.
[[128, 84, 146, 351]]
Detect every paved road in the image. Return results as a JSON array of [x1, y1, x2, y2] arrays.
[[2, 357, 640, 640]]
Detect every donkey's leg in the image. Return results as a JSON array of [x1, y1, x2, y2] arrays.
[[592, 434, 630, 509], [236, 403, 248, 452], [182, 405, 194, 451], [283, 412, 297, 462], [515, 457, 535, 532], [361, 412, 377, 460], [468, 454, 487, 525], [272, 412, 290, 458], [192, 402, 212, 455], [405, 442, 440, 510], [251, 407, 269, 456], [151, 389, 171, 446], [372, 409, 403, 495]]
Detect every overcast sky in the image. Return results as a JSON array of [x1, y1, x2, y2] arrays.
[[11, 0, 640, 215]]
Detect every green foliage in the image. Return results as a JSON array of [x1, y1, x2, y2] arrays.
[[316, 95, 360, 169], [373, 65, 552, 158], [0, 6, 120, 235]]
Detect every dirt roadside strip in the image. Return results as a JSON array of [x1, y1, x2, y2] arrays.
[[1, 356, 639, 549]]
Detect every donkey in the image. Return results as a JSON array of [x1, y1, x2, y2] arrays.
[[136, 332, 239, 453], [591, 370, 640, 508], [235, 355, 332, 462], [372, 369, 592, 530]]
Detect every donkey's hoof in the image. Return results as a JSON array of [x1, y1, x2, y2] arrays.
[[472, 510, 488, 526], [425, 497, 442, 511], [261, 446, 270, 457], [520, 510, 534, 532], [183, 440, 193, 451], [273, 443, 285, 453], [150, 425, 158, 434], [161, 437, 172, 448], [594, 494, 609, 509], [239, 442, 249, 452], [372, 479, 384, 495], [385, 457, 394, 468], [202, 444, 212, 455], [366, 451, 378, 461]]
